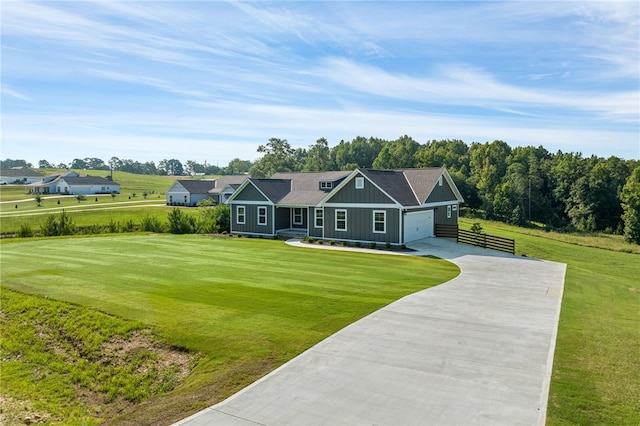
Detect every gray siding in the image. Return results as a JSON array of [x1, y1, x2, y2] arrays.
[[434, 203, 459, 225], [426, 179, 457, 203], [326, 174, 395, 204], [233, 184, 268, 201], [232, 204, 273, 235], [323, 207, 400, 244]]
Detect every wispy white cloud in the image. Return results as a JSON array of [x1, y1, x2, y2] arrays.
[[1, 86, 30, 101]]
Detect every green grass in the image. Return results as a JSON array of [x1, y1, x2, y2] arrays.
[[1, 289, 194, 424], [0, 235, 459, 424], [460, 218, 640, 425]]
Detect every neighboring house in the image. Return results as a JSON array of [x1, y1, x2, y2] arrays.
[[0, 167, 43, 184], [166, 175, 249, 206], [27, 171, 120, 195], [228, 167, 464, 244], [166, 180, 217, 206]]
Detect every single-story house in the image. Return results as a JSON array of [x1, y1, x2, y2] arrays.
[[228, 167, 464, 245], [0, 167, 43, 184], [27, 171, 120, 195], [166, 175, 249, 206]]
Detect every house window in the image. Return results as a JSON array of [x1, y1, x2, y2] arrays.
[[258, 206, 267, 225], [438, 176, 443, 186], [335, 209, 347, 231], [320, 181, 332, 190], [184, 195, 188, 203], [293, 208, 303, 225], [447, 205, 452, 219], [236, 206, 246, 224], [315, 208, 323, 228], [452, 205, 458, 211], [373, 210, 386, 233], [355, 177, 364, 189]]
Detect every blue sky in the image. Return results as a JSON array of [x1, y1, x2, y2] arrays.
[[2, 1, 639, 167]]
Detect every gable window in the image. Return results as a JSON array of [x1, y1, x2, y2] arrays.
[[257, 206, 267, 225], [335, 209, 347, 231], [236, 206, 246, 224], [293, 208, 303, 225], [447, 205, 452, 219], [355, 177, 364, 189], [315, 208, 323, 228], [373, 210, 386, 233], [438, 176, 443, 186], [320, 181, 332, 190]]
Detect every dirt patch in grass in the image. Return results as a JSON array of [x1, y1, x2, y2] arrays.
[[0, 290, 200, 425]]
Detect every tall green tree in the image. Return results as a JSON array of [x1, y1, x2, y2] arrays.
[[249, 138, 295, 178], [469, 140, 512, 216], [304, 138, 334, 171], [621, 166, 640, 243], [414, 139, 470, 173], [372, 135, 419, 169]]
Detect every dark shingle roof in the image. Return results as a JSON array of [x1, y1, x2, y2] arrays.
[[0, 168, 43, 177], [209, 175, 250, 194], [175, 180, 217, 193], [250, 179, 292, 203], [358, 167, 447, 206], [62, 176, 121, 186], [358, 169, 419, 206]]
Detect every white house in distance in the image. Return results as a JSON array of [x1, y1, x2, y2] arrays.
[[0, 167, 44, 184], [166, 175, 249, 206], [27, 171, 120, 195]]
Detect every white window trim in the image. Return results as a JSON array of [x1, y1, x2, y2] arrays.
[[373, 210, 386, 234], [293, 207, 303, 225], [438, 176, 443, 186], [257, 206, 267, 225], [447, 205, 452, 218], [236, 205, 246, 224], [320, 181, 332, 189], [355, 177, 364, 189], [315, 208, 323, 229], [452, 204, 458, 211], [335, 209, 347, 231]]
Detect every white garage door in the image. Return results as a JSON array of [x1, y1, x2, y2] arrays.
[[404, 210, 434, 242]]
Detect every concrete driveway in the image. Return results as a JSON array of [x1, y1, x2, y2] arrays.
[[175, 238, 566, 426]]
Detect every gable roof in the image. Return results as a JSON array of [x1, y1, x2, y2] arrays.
[[0, 168, 43, 178], [60, 176, 120, 186], [246, 179, 292, 203], [208, 175, 250, 194], [358, 168, 419, 206], [173, 179, 216, 193]]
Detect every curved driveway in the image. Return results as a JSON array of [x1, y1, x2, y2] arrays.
[[176, 238, 566, 426]]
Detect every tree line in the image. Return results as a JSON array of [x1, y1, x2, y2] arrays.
[[1, 157, 252, 177], [3, 135, 639, 242]]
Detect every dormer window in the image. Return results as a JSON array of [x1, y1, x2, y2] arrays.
[[320, 181, 333, 190]]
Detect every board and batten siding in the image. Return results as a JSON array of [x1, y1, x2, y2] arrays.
[[425, 178, 457, 203], [232, 204, 273, 235], [435, 203, 459, 225], [232, 184, 269, 202], [325, 174, 395, 204], [323, 207, 400, 244]]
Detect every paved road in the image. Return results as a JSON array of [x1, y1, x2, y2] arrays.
[[175, 238, 566, 426]]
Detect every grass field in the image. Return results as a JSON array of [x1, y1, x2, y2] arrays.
[[459, 218, 640, 426], [0, 235, 459, 424], [0, 170, 219, 235]]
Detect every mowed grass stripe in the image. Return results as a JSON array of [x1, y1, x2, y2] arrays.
[[0, 234, 458, 422]]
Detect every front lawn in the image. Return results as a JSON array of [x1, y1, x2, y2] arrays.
[[0, 235, 459, 424]]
